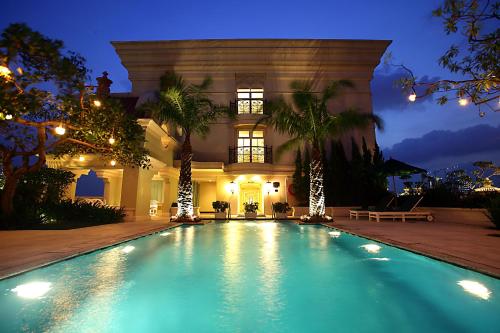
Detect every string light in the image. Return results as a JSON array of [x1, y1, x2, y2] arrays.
[[54, 124, 66, 135], [93, 100, 102, 107], [110, 160, 116, 166], [408, 93, 416, 102], [5, 114, 12, 120], [458, 98, 468, 106], [108, 137, 116, 145]]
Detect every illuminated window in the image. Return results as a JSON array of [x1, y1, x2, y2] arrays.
[[237, 130, 265, 163], [237, 88, 264, 114]]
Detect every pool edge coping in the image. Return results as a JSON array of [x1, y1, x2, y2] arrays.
[[321, 223, 500, 280], [0, 223, 183, 281], [1, 220, 498, 281]]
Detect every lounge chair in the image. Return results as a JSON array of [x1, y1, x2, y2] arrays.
[[349, 195, 395, 220], [368, 196, 434, 222]]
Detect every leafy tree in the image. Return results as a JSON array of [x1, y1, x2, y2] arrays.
[[401, 0, 499, 115], [140, 71, 228, 220], [259, 80, 382, 219], [350, 138, 364, 206], [472, 160, 500, 187], [0, 23, 149, 222], [328, 140, 350, 205], [15, 167, 75, 208]]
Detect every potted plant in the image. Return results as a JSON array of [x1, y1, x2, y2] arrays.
[[212, 201, 229, 219], [272, 202, 291, 219], [243, 202, 258, 219], [170, 202, 178, 217]]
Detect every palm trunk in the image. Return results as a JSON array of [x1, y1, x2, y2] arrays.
[[309, 145, 325, 216], [177, 132, 194, 217]]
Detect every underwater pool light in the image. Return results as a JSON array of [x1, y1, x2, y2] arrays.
[[12, 281, 52, 299]]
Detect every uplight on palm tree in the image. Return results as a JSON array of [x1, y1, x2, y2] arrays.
[[141, 71, 227, 221], [258, 80, 383, 220]]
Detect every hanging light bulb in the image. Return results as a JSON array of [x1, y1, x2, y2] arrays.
[[110, 159, 117, 166], [79, 155, 85, 162], [54, 125, 66, 135], [93, 100, 102, 107], [458, 98, 468, 106], [0, 65, 12, 78], [108, 137, 116, 145], [408, 93, 416, 102]]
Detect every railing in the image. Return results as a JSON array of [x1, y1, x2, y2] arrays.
[[229, 100, 270, 115], [228, 145, 272, 164]]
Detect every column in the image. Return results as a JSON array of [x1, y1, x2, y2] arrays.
[[120, 167, 155, 221], [95, 169, 123, 207]]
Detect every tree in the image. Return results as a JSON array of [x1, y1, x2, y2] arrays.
[[0, 24, 149, 222], [302, 147, 311, 206], [292, 148, 307, 205], [140, 71, 227, 220], [327, 140, 350, 205], [401, 0, 499, 115], [259, 80, 382, 219]]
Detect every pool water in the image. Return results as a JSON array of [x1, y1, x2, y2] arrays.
[[0, 222, 499, 332]]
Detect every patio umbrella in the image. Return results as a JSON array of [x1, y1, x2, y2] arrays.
[[382, 158, 427, 206]]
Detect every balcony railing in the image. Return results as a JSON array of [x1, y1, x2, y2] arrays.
[[228, 145, 273, 164]]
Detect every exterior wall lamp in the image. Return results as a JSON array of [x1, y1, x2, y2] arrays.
[[228, 181, 237, 195]]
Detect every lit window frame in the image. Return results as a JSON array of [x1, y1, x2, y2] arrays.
[[237, 129, 265, 163], [237, 88, 264, 114]]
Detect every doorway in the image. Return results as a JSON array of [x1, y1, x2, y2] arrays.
[[239, 182, 263, 214]]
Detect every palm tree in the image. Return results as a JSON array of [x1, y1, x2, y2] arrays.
[[142, 71, 226, 220], [259, 80, 383, 219]]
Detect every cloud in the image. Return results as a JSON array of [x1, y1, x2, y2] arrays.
[[383, 124, 500, 167], [371, 68, 439, 112]]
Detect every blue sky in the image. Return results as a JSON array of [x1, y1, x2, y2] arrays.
[[1, 0, 499, 171]]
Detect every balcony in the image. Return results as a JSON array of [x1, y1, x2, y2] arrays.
[[228, 145, 273, 164]]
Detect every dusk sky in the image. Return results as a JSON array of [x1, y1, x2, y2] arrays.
[[2, 0, 499, 172]]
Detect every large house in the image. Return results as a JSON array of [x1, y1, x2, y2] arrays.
[[48, 39, 390, 219]]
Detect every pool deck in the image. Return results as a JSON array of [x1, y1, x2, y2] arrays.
[[325, 218, 500, 278], [0, 221, 179, 279]]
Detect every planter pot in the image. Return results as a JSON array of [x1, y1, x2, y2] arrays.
[[245, 212, 257, 219], [170, 207, 178, 216], [214, 211, 227, 219], [275, 212, 288, 219]]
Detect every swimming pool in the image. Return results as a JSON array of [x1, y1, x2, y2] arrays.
[[0, 222, 498, 332]]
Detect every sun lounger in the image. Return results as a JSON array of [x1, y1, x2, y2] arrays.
[[349, 195, 395, 220], [368, 196, 434, 222]]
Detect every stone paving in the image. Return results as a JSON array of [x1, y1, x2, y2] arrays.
[[0, 221, 179, 279], [326, 217, 500, 278]]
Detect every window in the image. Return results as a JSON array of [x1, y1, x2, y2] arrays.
[[237, 130, 265, 163], [237, 88, 264, 114]]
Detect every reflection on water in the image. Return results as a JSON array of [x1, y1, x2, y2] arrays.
[[184, 226, 195, 268], [258, 222, 283, 320], [48, 248, 126, 332], [221, 222, 243, 314]]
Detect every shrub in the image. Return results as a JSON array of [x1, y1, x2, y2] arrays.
[[243, 202, 258, 213], [212, 201, 229, 212], [44, 200, 125, 225], [272, 202, 291, 213], [14, 167, 75, 209], [485, 196, 500, 229]]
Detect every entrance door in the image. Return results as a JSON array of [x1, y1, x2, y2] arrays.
[[239, 182, 262, 214]]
